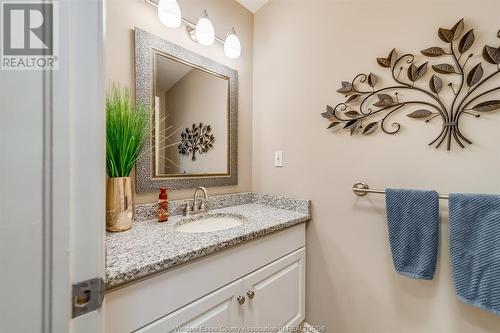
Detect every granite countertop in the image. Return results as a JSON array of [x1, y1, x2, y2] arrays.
[[105, 193, 311, 290]]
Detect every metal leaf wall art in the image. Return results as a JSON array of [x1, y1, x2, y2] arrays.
[[178, 123, 215, 161], [321, 19, 500, 150]]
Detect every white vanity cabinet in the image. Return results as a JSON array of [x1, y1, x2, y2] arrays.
[[136, 248, 305, 333], [105, 223, 306, 333]]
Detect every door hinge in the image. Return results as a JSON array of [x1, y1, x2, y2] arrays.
[[72, 277, 105, 318]]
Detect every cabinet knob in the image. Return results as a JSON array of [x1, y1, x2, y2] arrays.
[[237, 296, 245, 305], [246, 290, 255, 299]]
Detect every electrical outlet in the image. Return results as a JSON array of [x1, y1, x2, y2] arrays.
[[274, 150, 283, 167]]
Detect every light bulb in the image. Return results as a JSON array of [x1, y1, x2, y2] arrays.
[[195, 10, 215, 46], [224, 28, 241, 59], [157, 0, 181, 28]]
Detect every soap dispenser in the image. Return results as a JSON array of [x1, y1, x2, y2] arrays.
[[157, 187, 169, 222]]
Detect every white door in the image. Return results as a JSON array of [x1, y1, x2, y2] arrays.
[[0, 31, 47, 333], [136, 279, 245, 333], [244, 248, 305, 331], [0, 1, 105, 332]]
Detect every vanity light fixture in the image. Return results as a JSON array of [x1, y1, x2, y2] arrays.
[[194, 10, 215, 46], [157, 0, 181, 28], [144, 0, 241, 59], [224, 28, 241, 59]]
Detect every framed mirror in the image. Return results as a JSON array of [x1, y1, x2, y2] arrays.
[[134, 28, 238, 192]]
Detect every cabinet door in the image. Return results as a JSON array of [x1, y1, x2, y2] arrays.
[[244, 248, 305, 330], [135, 279, 244, 333]]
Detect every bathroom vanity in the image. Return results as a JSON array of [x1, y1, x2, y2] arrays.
[[105, 193, 310, 333], [105, 30, 312, 333]]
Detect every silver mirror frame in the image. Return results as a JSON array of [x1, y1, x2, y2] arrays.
[[134, 28, 238, 192]]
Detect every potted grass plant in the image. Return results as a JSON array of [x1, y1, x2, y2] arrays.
[[106, 85, 149, 232]]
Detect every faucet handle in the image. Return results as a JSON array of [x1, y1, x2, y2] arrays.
[[199, 201, 206, 211], [183, 202, 193, 216]]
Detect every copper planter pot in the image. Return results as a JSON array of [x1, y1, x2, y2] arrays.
[[106, 177, 133, 232]]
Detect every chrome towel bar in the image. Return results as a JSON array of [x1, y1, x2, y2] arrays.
[[353, 182, 449, 200]]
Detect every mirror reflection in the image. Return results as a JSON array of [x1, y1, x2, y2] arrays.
[[153, 51, 229, 177]]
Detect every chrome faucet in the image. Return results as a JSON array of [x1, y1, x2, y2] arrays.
[[183, 187, 208, 216]]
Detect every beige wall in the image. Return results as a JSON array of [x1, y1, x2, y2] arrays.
[[163, 69, 229, 174], [253, 0, 500, 332], [106, 0, 253, 203]]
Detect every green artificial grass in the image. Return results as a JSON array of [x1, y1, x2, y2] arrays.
[[106, 85, 149, 178]]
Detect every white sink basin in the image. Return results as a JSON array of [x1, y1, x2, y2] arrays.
[[175, 214, 245, 233]]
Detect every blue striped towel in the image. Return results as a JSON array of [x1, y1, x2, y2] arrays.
[[449, 193, 500, 315], [385, 189, 440, 280]]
